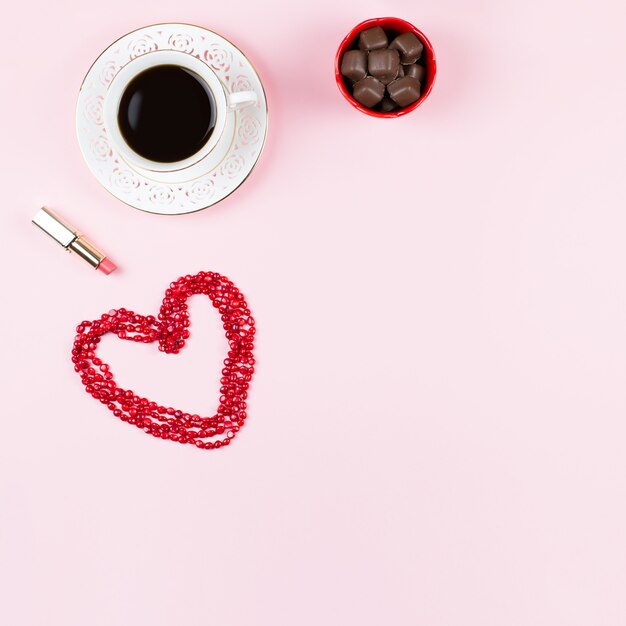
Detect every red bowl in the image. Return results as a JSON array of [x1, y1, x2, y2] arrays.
[[335, 17, 436, 118]]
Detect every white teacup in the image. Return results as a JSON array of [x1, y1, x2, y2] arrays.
[[103, 50, 257, 173]]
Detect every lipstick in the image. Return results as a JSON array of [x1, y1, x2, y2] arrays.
[[32, 207, 117, 275]]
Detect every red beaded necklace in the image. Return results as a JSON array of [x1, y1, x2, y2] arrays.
[[71, 271, 255, 450]]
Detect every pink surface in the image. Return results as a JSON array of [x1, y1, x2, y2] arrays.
[[1, 2, 626, 625]]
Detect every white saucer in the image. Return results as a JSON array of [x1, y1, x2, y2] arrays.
[[76, 23, 268, 215]]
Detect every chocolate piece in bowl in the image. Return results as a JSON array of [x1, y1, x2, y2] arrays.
[[340, 50, 368, 82], [368, 48, 400, 85], [387, 76, 421, 107], [378, 97, 398, 113], [389, 32, 424, 64], [358, 26, 388, 51], [352, 76, 385, 107], [403, 62, 426, 82]]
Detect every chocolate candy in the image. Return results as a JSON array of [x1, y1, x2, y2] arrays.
[[389, 32, 423, 64], [368, 48, 400, 85], [378, 97, 398, 113], [352, 76, 385, 107], [340, 25, 427, 112], [403, 62, 426, 82], [340, 50, 368, 82], [358, 26, 388, 51], [387, 76, 421, 107]]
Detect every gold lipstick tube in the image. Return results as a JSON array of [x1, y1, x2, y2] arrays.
[[32, 207, 116, 274]]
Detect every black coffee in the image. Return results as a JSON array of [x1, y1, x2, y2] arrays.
[[118, 65, 217, 163]]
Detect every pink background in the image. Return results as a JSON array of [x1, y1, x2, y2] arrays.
[[2, 1, 626, 624]]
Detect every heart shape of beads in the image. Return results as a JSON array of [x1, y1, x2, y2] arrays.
[[71, 272, 255, 450]]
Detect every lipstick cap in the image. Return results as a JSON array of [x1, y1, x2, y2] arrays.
[[32, 207, 77, 247]]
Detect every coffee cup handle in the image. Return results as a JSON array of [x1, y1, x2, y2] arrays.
[[227, 90, 257, 110]]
